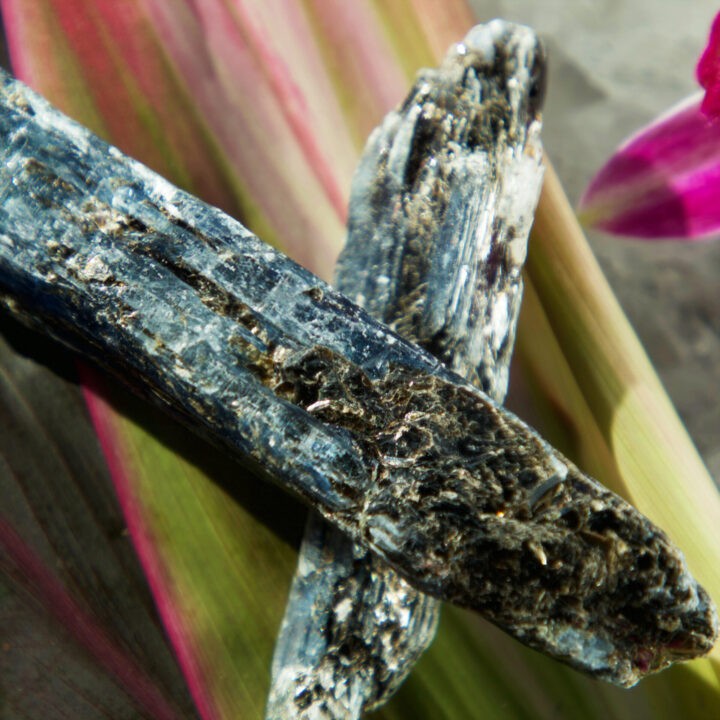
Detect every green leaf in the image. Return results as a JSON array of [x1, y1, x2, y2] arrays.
[[82, 373, 301, 720], [0, 324, 196, 719]]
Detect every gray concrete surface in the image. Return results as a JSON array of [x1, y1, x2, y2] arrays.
[[472, 1, 720, 481]]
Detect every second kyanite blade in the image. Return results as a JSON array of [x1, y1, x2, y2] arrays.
[[267, 20, 545, 719]]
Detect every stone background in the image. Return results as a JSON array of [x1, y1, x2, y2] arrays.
[[471, 0, 720, 482]]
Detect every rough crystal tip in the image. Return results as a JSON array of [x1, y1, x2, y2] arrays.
[[450, 19, 547, 126], [627, 578, 718, 684], [535, 527, 719, 687]]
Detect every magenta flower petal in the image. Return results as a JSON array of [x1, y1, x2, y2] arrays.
[[579, 96, 720, 239], [696, 11, 720, 119]]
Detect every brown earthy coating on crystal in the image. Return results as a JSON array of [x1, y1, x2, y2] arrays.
[[271, 346, 717, 685]]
